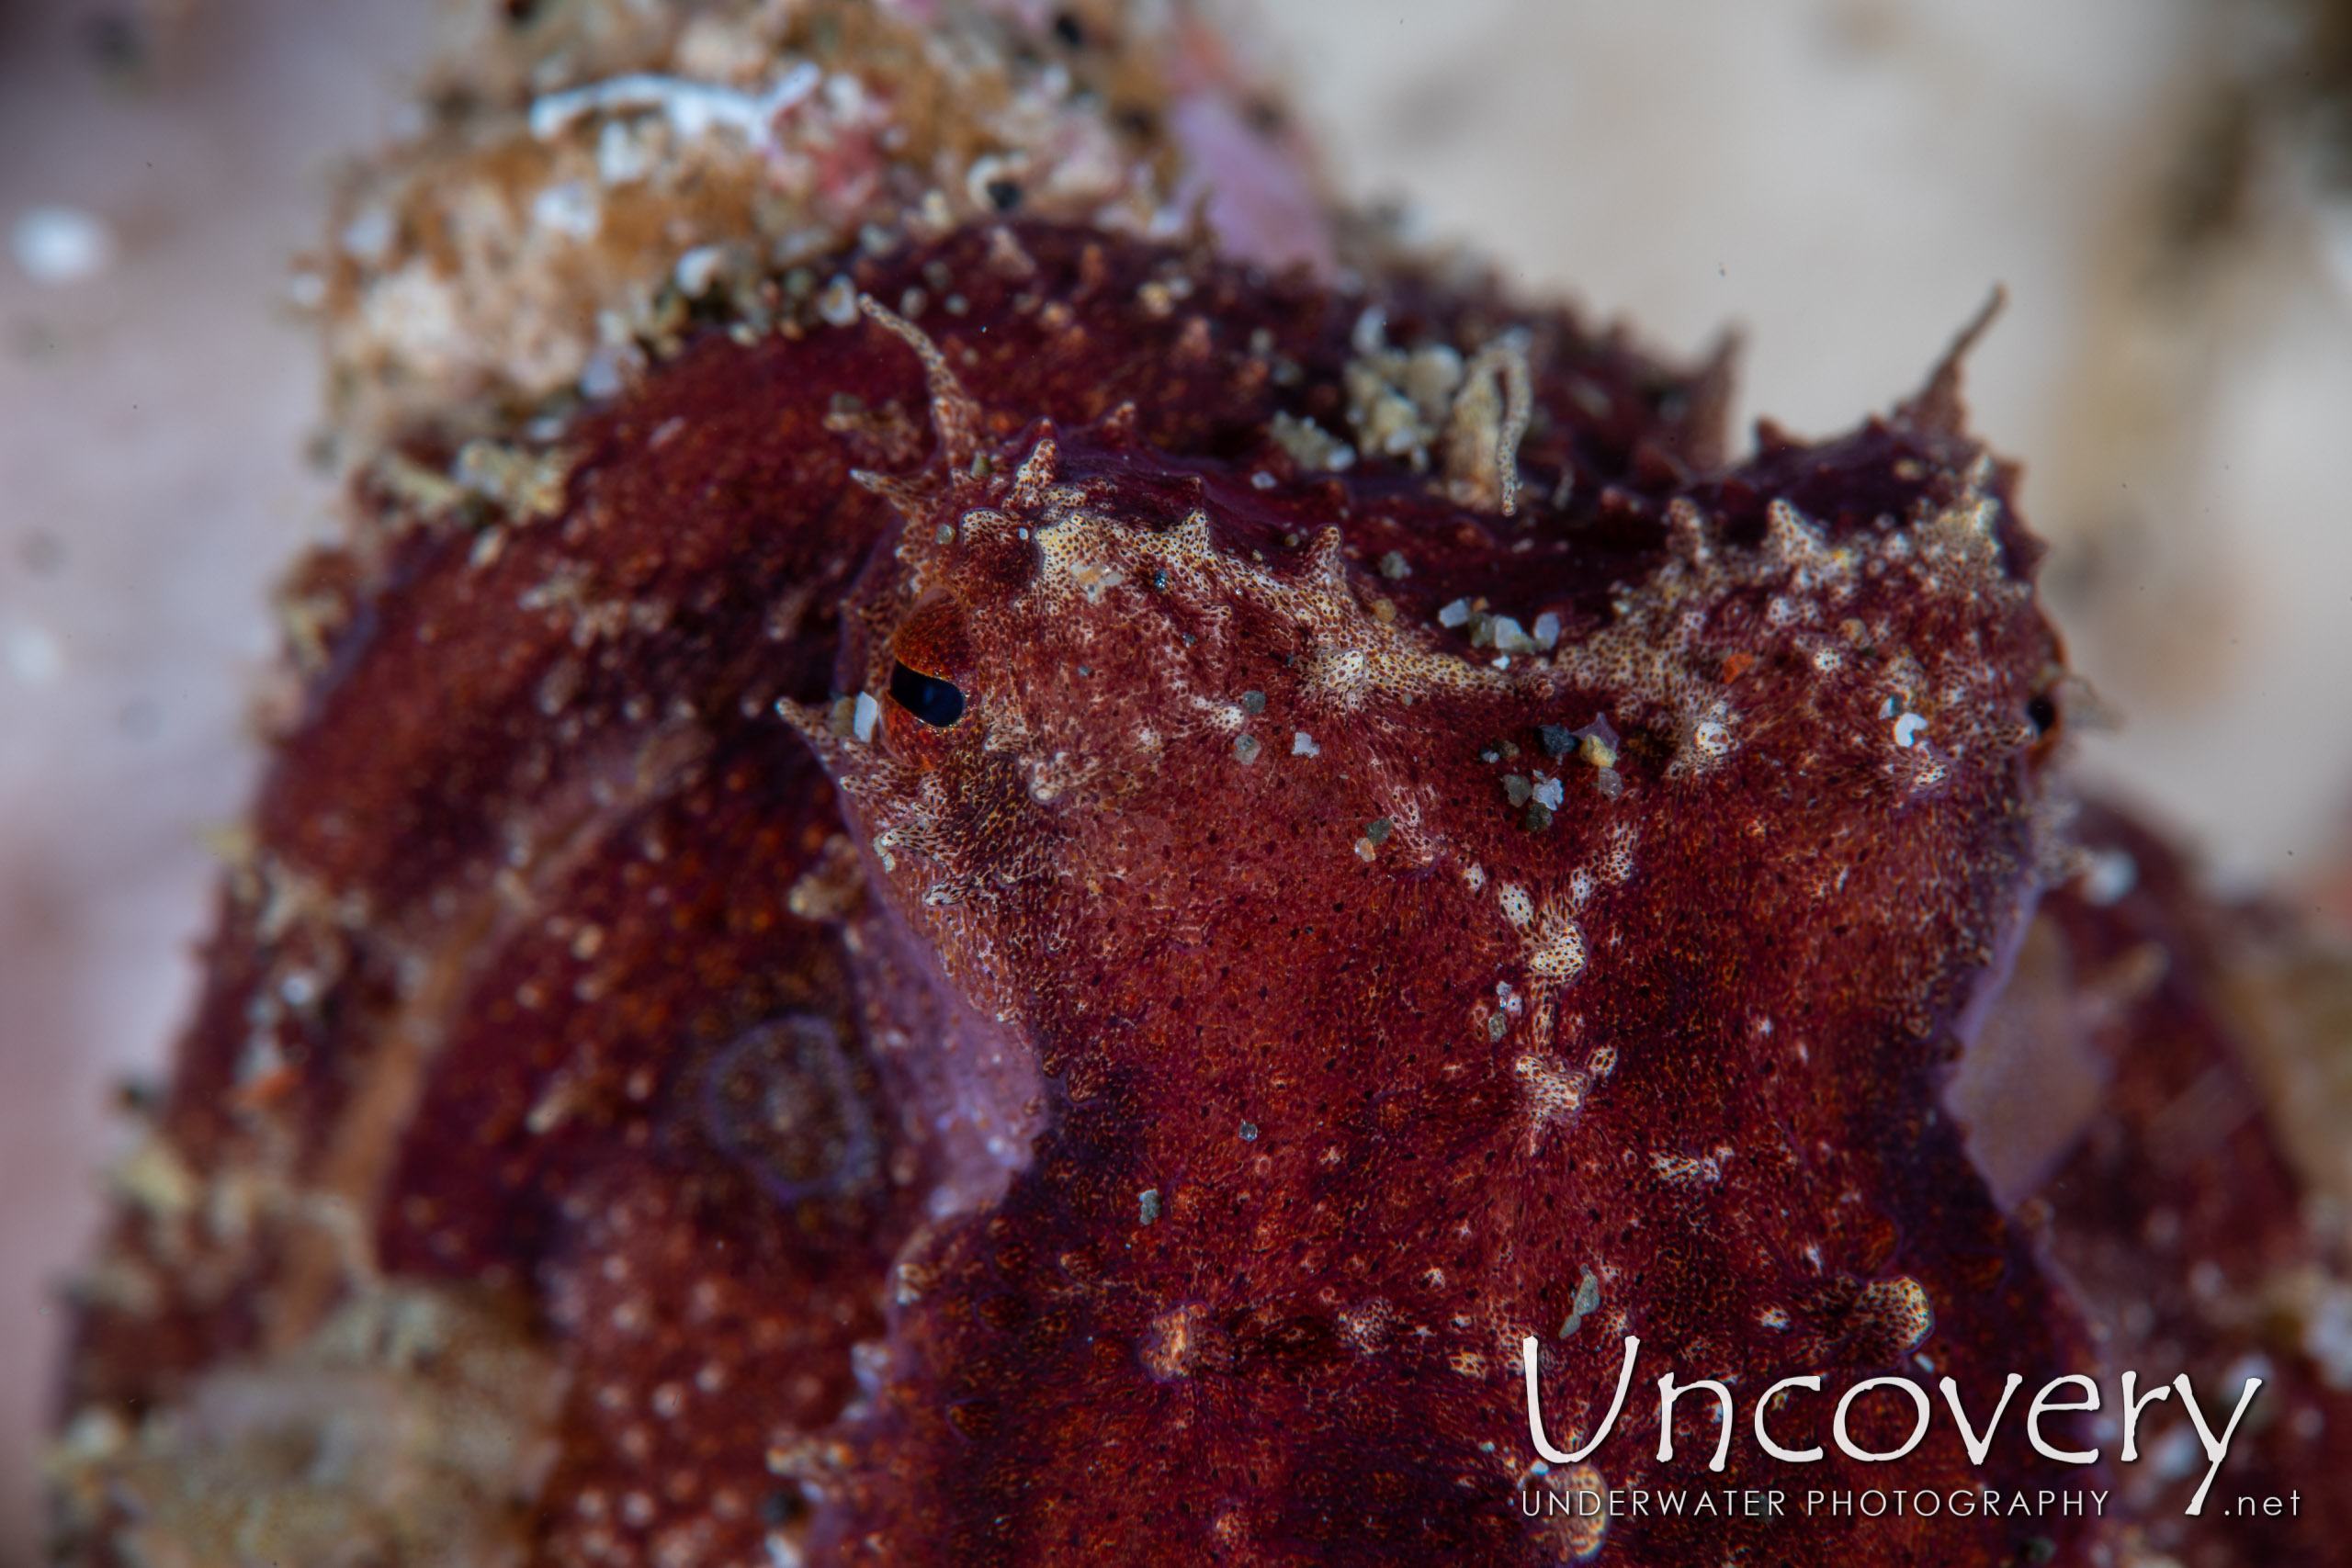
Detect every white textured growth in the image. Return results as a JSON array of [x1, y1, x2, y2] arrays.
[[1513, 1054, 1589, 1150], [1765, 498, 1830, 568], [530, 182, 601, 240], [1601, 824, 1638, 886], [1525, 922, 1587, 982], [529, 63, 822, 147], [1650, 1150, 1724, 1185], [1498, 884, 1534, 928], [673, 244, 729, 296]]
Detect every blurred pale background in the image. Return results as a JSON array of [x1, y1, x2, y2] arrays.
[[5, 0, 2351, 1560]]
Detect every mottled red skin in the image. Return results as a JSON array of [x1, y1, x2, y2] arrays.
[[61, 222, 2312, 1568], [775, 232, 2084, 1563], [2029, 805, 2352, 1567]]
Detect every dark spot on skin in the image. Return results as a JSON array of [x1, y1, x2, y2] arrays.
[[986, 179, 1023, 212], [891, 660, 967, 727], [700, 1016, 879, 1208], [1051, 11, 1085, 48], [2027, 693, 2058, 735]]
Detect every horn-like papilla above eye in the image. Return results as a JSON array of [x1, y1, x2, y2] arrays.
[[890, 660, 967, 728]]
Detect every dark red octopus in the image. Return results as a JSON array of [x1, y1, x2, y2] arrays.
[[52, 223, 2349, 1567]]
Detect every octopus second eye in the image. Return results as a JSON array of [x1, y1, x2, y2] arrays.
[[890, 660, 967, 728]]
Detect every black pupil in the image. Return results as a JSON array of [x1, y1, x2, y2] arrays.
[[2026, 694, 2057, 735], [891, 660, 966, 728]]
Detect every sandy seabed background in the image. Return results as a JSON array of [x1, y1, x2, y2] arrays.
[[6, 0, 2352, 1559]]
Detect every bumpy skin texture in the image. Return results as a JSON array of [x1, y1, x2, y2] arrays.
[[62, 221, 2263, 1567], [784, 238, 2085, 1565], [2022, 806, 2352, 1568]]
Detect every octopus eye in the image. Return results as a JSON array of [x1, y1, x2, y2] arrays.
[[2026, 693, 2058, 736], [891, 660, 967, 728]]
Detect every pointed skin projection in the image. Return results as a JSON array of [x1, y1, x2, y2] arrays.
[[62, 223, 2099, 1567]]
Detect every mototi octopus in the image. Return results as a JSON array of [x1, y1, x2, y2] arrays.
[[47, 16, 2352, 1568]]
